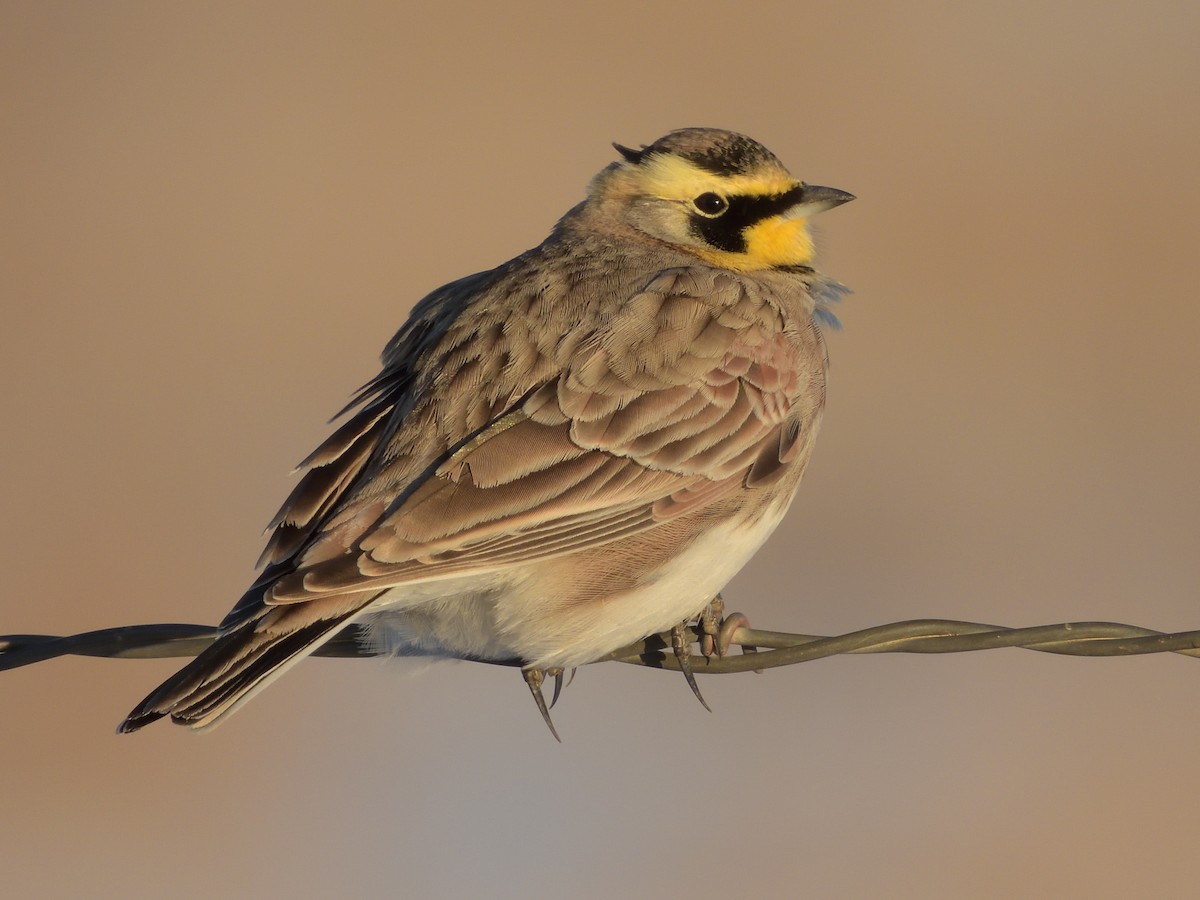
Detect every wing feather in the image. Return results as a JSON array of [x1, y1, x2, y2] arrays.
[[262, 267, 815, 605]]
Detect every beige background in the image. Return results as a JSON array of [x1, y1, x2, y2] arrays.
[[3, 2, 1199, 897]]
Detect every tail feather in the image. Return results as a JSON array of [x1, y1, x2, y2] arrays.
[[118, 600, 370, 733]]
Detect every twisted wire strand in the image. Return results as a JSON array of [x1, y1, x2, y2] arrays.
[[4, 618, 1200, 675]]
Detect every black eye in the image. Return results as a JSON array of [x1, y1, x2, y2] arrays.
[[692, 192, 728, 216]]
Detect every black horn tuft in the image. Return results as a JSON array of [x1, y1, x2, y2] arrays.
[[612, 142, 645, 164]]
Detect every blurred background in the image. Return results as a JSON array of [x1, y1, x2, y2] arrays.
[[2, 2, 1198, 897]]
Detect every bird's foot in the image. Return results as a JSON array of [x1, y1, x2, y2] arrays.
[[698, 595, 725, 657], [671, 621, 710, 712], [523, 667, 563, 742], [549, 667, 575, 709], [698, 595, 752, 659]]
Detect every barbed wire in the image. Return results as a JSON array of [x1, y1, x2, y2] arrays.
[[4, 616, 1200, 675]]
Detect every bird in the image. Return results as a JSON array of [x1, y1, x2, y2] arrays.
[[118, 127, 853, 736]]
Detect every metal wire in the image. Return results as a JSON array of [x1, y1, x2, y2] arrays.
[[4, 617, 1200, 674]]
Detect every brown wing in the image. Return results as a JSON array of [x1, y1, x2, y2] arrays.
[[266, 267, 816, 601]]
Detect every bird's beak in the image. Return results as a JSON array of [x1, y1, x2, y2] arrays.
[[782, 184, 856, 219]]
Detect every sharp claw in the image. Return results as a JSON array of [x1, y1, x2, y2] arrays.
[[523, 668, 562, 742], [671, 622, 711, 712], [548, 667, 565, 709], [549, 667, 577, 706]]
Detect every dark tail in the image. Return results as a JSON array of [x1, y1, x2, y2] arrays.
[[118, 606, 363, 733]]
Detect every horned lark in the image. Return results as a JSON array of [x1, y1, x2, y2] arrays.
[[119, 128, 853, 735]]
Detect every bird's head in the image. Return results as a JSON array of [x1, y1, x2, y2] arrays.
[[588, 127, 853, 271]]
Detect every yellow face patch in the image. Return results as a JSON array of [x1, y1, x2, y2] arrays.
[[621, 153, 816, 271], [687, 216, 815, 271], [742, 216, 816, 268]]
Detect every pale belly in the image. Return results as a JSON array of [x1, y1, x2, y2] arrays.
[[360, 495, 792, 669]]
